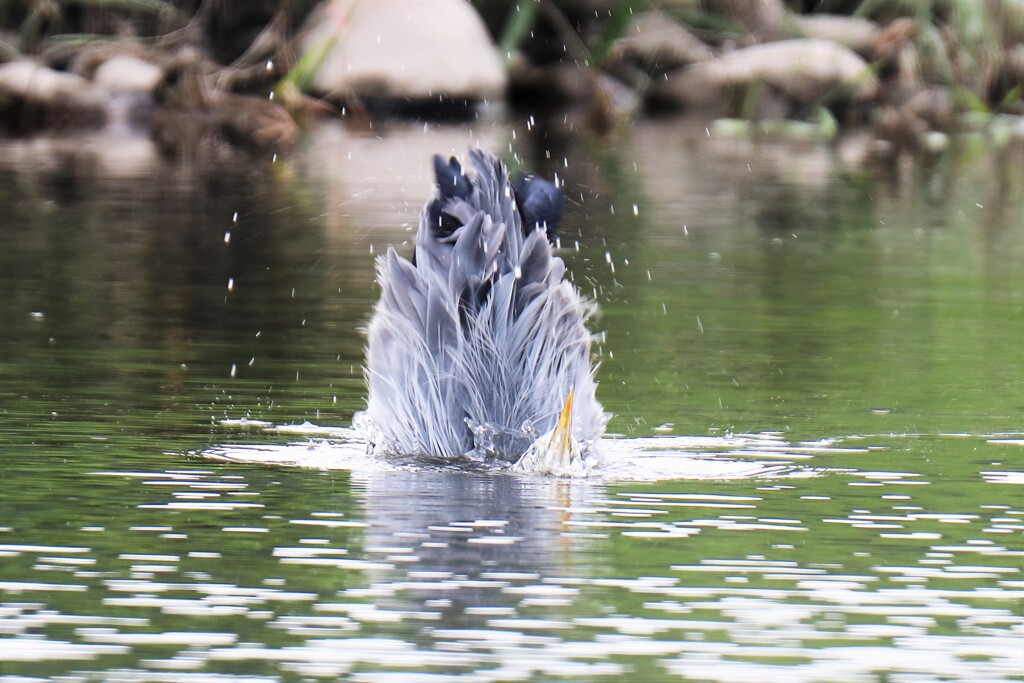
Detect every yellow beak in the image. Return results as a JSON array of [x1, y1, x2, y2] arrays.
[[512, 389, 578, 475], [550, 389, 574, 467]]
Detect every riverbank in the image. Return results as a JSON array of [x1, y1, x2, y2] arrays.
[[1, 0, 1023, 157]]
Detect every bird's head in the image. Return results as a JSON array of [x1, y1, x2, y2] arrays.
[[513, 390, 591, 476]]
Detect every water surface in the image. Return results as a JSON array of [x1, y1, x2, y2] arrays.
[[1, 119, 1022, 681]]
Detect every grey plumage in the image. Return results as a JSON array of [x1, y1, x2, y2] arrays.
[[359, 149, 604, 469]]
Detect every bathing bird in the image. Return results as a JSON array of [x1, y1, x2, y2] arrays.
[[359, 149, 604, 476]]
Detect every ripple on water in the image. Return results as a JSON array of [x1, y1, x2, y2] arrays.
[[2, 432, 1021, 682], [202, 423, 843, 480], [180, 432, 1011, 680]]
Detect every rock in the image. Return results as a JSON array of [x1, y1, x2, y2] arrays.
[[0, 61, 107, 133], [704, 0, 791, 41], [507, 55, 636, 133], [606, 10, 712, 74], [874, 105, 929, 152], [93, 55, 163, 94], [873, 86, 953, 153], [794, 15, 880, 57], [656, 39, 879, 114], [91, 56, 164, 132], [299, 0, 506, 109], [902, 87, 954, 131], [586, 72, 640, 134]]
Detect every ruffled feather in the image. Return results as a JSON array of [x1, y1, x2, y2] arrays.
[[362, 150, 604, 461]]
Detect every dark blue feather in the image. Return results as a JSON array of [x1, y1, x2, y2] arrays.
[[514, 174, 563, 239], [428, 155, 474, 238]]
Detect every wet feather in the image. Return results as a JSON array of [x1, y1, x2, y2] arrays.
[[361, 149, 604, 461]]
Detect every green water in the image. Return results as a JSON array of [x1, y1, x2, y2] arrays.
[[0, 121, 1021, 681]]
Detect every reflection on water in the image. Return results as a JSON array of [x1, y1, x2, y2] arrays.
[[1, 117, 1024, 681], [2, 433, 1022, 681]]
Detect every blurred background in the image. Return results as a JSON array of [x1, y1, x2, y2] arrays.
[[2, 0, 1024, 442], [3, 0, 1024, 149]]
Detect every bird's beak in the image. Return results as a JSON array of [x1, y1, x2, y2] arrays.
[[550, 389, 574, 467], [512, 389, 578, 475]]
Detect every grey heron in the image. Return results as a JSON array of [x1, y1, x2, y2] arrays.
[[359, 149, 604, 475]]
